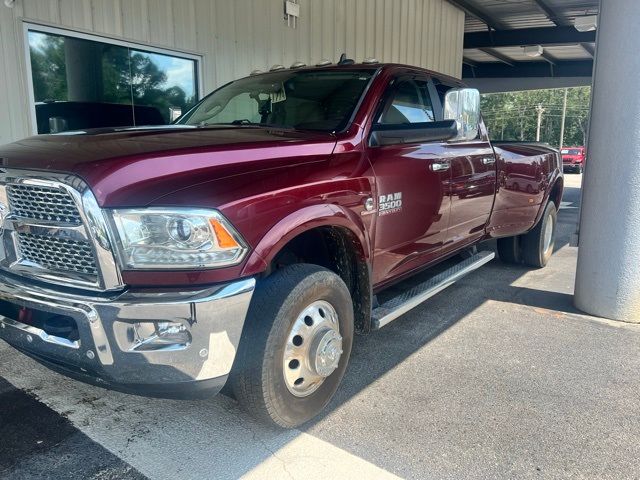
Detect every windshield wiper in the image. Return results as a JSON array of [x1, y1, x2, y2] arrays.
[[198, 118, 291, 129], [199, 119, 265, 127]]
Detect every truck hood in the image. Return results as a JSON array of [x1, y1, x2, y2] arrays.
[[0, 126, 337, 206]]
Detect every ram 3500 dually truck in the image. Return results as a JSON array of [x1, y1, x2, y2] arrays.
[[0, 63, 562, 427]]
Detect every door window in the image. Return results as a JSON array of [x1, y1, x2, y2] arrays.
[[433, 78, 455, 106], [378, 79, 435, 124]]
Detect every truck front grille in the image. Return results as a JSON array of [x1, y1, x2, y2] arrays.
[[0, 172, 122, 291], [17, 233, 98, 277], [1, 179, 106, 287], [7, 184, 83, 224]]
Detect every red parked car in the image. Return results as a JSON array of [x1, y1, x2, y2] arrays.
[[0, 62, 563, 427], [561, 146, 585, 173]]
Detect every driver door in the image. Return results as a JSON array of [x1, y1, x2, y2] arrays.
[[367, 76, 452, 286]]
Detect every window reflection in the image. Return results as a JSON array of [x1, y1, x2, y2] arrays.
[[28, 30, 198, 133], [129, 50, 197, 124]]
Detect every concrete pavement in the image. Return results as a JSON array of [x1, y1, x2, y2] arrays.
[[1, 173, 640, 479]]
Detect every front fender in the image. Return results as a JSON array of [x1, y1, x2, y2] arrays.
[[241, 203, 372, 277]]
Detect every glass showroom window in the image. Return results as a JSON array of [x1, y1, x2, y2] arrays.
[[27, 29, 199, 133]]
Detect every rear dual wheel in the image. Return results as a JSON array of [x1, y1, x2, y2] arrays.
[[230, 264, 354, 428], [497, 200, 557, 268]]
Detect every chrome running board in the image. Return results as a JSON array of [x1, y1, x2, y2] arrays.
[[371, 251, 495, 329]]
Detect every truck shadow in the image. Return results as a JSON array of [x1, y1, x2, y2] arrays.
[[307, 184, 582, 423], [0, 186, 583, 480], [105, 182, 582, 479]]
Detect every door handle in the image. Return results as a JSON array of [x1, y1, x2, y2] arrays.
[[430, 162, 450, 172], [482, 157, 496, 165]]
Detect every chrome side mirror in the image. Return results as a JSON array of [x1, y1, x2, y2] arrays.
[[443, 88, 480, 141]]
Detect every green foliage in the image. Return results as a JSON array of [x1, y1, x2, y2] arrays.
[[481, 87, 591, 147], [29, 33, 196, 124], [30, 36, 68, 102], [102, 45, 133, 105]]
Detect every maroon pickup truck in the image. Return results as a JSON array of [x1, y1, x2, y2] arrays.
[[0, 62, 562, 427]]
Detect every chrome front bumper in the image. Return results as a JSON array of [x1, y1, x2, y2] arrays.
[[0, 275, 255, 398]]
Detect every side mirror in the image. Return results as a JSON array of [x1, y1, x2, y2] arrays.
[[369, 120, 458, 147], [444, 88, 480, 142]]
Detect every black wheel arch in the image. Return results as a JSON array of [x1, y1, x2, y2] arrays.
[[269, 225, 373, 334]]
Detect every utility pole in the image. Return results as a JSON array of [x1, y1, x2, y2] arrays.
[[535, 104, 545, 142], [559, 88, 568, 150]]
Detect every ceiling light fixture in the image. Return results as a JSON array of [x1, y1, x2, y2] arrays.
[[574, 15, 598, 32], [523, 45, 544, 57]]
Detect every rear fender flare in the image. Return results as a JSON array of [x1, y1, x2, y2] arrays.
[[532, 170, 563, 229]]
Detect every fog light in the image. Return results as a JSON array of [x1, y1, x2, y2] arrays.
[[130, 321, 191, 351]]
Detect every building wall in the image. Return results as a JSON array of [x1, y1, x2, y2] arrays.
[[0, 0, 464, 145]]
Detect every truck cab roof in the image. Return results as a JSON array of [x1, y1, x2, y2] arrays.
[[245, 61, 464, 86]]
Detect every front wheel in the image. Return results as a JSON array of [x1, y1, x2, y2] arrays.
[[230, 264, 354, 428]]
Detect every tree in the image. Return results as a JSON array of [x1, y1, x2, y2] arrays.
[[29, 35, 67, 102], [480, 86, 591, 147]]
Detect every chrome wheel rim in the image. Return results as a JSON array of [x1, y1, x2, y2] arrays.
[[283, 300, 343, 398], [543, 213, 554, 254]]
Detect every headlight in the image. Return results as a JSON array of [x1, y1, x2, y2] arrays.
[[110, 208, 248, 270]]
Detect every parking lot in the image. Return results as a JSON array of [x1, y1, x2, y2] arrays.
[[1, 173, 640, 480]]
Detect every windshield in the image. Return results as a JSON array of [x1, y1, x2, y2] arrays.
[[561, 149, 582, 155], [176, 69, 375, 132]]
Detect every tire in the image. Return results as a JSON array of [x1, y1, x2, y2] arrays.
[[576, 164, 583, 174], [497, 236, 522, 264], [230, 264, 354, 428], [521, 200, 557, 268]]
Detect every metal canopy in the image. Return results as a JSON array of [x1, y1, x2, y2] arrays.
[[449, 0, 599, 82]]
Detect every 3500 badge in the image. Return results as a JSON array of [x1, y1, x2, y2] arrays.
[[378, 192, 402, 215]]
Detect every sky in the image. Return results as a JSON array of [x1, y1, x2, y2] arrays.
[[135, 51, 196, 96]]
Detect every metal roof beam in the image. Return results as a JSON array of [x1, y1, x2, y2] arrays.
[[478, 48, 515, 67], [461, 59, 593, 79], [580, 42, 595, 58], [464, 26, 596, 49], [462, 57, 479, 67], [540, 50, 557, 65], [531, 0, 571, 26], [463, 58, 478, 78], [445, 0, 505, 30]]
